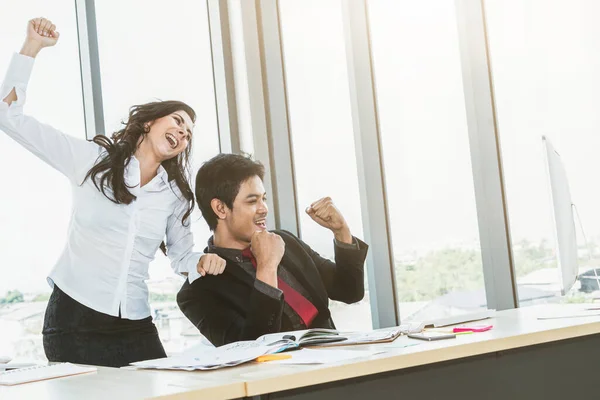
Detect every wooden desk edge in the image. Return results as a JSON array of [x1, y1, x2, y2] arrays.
[[148, 380, 245, 400], [244, 320, 600, 396]]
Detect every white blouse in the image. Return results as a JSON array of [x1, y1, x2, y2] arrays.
[[0, 53, 202, 320]]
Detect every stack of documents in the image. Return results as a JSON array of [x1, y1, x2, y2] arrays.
[[132, 341, 286, 371], [257, 326, 407, 348], [132, 326, 414, 371], [312, 327, 405, 347]]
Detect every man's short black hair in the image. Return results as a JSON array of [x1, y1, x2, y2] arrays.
[[195, 153, 265, 231]]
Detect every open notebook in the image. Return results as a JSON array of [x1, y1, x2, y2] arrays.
[[0, 363, 97, 386], [133, 325, 426, 371], [256, 326, 418, 348], [257, 328, 346, 346]]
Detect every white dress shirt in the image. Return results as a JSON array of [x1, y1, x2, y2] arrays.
[[0, 53, 202, 320]]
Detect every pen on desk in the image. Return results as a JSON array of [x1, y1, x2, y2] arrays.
[[453, 325, 493, 333], [424, 328, 473, 335], [255, 354, 293, 363], [454, 331, 474, 335]]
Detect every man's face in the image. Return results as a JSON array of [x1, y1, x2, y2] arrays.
[[222, 176, 268, 245]]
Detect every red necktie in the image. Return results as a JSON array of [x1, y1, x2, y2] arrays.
[[241, 247, 318, 327]]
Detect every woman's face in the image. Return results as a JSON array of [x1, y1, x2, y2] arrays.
[[145, 110, 194, 161]]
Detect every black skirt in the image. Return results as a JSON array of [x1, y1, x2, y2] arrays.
[[42, 285, 166, 367]]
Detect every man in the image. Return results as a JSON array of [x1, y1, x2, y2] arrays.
[[177, 154, 368, 346]]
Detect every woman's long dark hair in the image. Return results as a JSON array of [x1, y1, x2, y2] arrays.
[[83, 100, 196, 255]]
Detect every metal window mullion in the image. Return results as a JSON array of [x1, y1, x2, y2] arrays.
[[341, 0, 399, 328], [74, 0, 104, 139], [235, 0, 277, 229], [255, 0, 300, 236], [454, 0, 518, 310], [207, 0, 241, 154]]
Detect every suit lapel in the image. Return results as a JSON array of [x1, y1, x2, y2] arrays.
[[223, 261, 255, 287], [206, 247, 255, 287]]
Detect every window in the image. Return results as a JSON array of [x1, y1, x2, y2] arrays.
[[485, 0, 600, 304], [279, 0, 372, 330], [368, 0, 487, 321], [227, 0, 255, 154], [0, 2, 85, 361], [96, 0, 219, 352]]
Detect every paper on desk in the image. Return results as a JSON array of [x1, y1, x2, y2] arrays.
[[309, 327, 404, 347], [266, 348, 385, 365], [0, 363, 38, 371], [537, 310, 600, 320], [380, 340, 421, 350], [340, 327, 403, 345], [131, 341, 281, 371]]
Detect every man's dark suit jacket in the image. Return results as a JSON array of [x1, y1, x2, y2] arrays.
[[177, 230, 368, 347]]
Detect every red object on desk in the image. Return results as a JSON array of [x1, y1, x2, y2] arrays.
[[453, 325, 493, 333]]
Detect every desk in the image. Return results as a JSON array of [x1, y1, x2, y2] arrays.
[[0, 364, 246, 400], [236, 304, 600, 399], [2, 304, 600, 400]]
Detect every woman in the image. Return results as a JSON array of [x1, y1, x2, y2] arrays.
[[0, 18, 226, 367]]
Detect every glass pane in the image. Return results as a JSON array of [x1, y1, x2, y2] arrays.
[[227, 0, 255, 154], [279, 0, 372, 330], [96, 0, 219, 352], [485, 0, 600, 304], [368, 0, 487, 321], [0, 3, 84, 361]]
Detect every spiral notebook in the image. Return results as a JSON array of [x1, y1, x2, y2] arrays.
[[0, 363, 97, 386]]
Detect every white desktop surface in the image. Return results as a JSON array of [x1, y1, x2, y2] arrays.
[[2, 304, 599, 400], [0, 364, 246, 400], [230, 304, 600, 396]]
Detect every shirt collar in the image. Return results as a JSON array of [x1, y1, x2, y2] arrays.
[[207, 236, 252, 263], [156, 164, 170, 184], [127, 157, 171, 192], [125, 157, 141, 196], [152, 164, 171, 191]]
